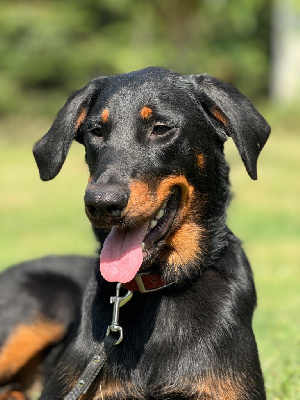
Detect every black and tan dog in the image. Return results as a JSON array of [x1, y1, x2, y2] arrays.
[[3, 67, 270, 399]]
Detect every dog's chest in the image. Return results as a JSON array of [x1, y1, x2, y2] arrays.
[[94, 375, 198, 400], [91, 293, 208, 399], [93, 371, 226, 400]]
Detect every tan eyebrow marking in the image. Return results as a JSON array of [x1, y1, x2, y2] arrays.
[[101, 108, 109, 123], [140, 106, 153, 119]]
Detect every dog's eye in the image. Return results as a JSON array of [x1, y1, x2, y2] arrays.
[[152, 125, 172, 136], [89, 126, 103, 137]]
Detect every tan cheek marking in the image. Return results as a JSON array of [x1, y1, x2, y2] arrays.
[[140, 106, 153, 119], [211, 107, 228, 127], [0, 317, 65, 380], [166, 221, 204, 267], [156, 175, 194, 214], [75, 108, 87, 130], [124, 181, 156, 221], [125, 175, 194, 221], [197, 154, 206, 169], [88, 175, 93, 184], [101, 108, 109, 123], [157, 176, 206, 269]]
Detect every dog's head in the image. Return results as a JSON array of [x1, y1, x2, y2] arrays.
[[33, 67, 270, 283]]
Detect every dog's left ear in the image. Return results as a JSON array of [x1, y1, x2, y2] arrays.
[[33, 78, 105, 181], [190, 74, 270, 179]]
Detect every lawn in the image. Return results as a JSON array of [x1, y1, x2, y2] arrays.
[[0, 109, 299, 399]]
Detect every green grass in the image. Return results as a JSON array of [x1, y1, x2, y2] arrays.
[[0, 117, 98, 268], [0, 110, 299, 398], [226, 128, 300, 399]]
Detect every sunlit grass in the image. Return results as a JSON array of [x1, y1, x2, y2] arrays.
[[0, 112, 299, 398], [0, 120, 97, 268]]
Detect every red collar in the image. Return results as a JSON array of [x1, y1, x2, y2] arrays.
[[124, 273, 173, 293]]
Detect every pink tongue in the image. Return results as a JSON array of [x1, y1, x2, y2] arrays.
[[100, 222, 149, 283]]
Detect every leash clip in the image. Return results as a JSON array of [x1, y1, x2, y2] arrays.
[[106, 283, 133, 345], [64, 284, 132, 399]]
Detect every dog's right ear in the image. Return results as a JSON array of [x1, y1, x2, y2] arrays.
[[33, 78, 103, 181]]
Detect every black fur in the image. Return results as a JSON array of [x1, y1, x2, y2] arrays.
[[7, 67, 271, 399]]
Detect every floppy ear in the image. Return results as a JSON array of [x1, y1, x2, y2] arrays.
[[190, 74, 271, 179], [33, 78, 103, 181]]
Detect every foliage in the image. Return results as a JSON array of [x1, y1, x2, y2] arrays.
[[0, 0, 271, 118]]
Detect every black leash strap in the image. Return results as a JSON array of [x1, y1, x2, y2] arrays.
[[64, 334, 118, 400], [63, 283, 133, 400]]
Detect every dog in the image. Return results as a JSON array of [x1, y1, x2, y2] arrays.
[[0, 255, 96, 399], [8, 67, 271, 399]]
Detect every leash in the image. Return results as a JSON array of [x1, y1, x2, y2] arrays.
[[64, 283, 132, 400], [63, 274, 172, 399]]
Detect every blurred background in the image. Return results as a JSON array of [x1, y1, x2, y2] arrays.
[[0, 0, 299, 398]]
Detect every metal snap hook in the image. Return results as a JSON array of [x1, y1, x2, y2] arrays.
[[106, 283, 133, 345]]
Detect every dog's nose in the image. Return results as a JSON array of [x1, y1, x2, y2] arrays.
[[85, 185, 129, 219]]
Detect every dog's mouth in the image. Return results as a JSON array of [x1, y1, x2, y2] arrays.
[[142, 187, 180, 259], [99, 188, 181, 283]]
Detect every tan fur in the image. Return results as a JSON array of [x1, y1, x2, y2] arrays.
[[0, 317, 65, 380], [166, 221, 204, 267], [195, 374, 254, 400], [140, 106, 153, 119], [124, 180, 156, 221], [157, 375, 248, 399], [211, 107, 228, 127], [197, 154, 206, 169], [101, 108, 110, 123], [75, 108, 87, 130], [0, 390, 26, 400], [93, 379, 142, 400], [125, 176, 194, 221]]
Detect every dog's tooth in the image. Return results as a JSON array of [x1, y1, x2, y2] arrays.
[[150, 219, 158, 229], [156, 208, 165, 219], [142, 242, 145, 250]]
